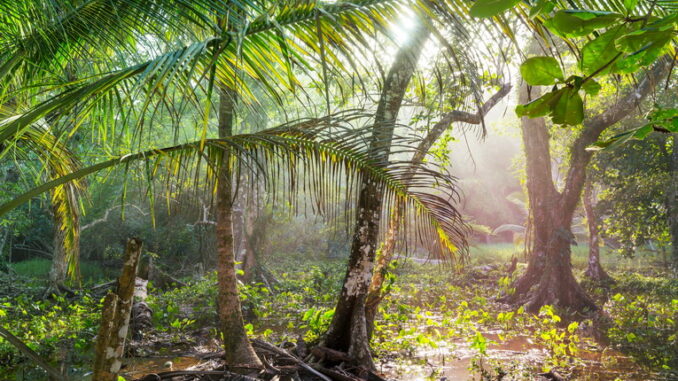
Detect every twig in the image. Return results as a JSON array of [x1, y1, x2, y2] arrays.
[[251, 339, 332, 381]]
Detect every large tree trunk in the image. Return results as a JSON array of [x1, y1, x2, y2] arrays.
[[93, 238, 142, 381], [215, 88, 262, 368], [583, 179, 612, 281], [322, 21, 430, 369], [670, 133, 678, 269], [506, 80, 595, 313], [508, 55, 671, 313]]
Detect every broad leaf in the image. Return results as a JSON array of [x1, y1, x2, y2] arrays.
[[469, 0, 521, 18], [552, 87, 584, 125], [515, 89, 563, 118], [615, 28, 675, 53], [520, 57, 564, 85], [581, 80, 601, 96], [588, 124, 654, 150], [544, 10, 622, 37], [529, 0, 556, 18], [623, 0, 639, 12], [580, 24, 634, 75]]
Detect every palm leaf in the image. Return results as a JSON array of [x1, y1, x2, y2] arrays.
[[0, 111, 466, 276]]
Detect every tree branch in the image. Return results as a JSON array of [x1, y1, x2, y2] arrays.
[[0, 327, 66, 380], [560, 56, 673, 216], [81, 204, 146, 231], [412, 83, 512, 165]]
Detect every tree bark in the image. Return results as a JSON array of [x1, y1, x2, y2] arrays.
[[583, 179, 612, 282], [93, 238, 142, 381], [49, 209, 68, 287], [507, 56, 671, 313], [364, 83, 511, 338], [48, 188, 80, 288], [670, 133, 678, 269], [322, 20, 430, 369], [215, 88, 263, 368]]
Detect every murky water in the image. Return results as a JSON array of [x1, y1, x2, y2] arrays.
[[2, 332, 659, 381], [380, 332, 656, 381]]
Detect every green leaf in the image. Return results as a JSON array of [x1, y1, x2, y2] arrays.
[[614, 29, 673, 73], [515, 89, 563, 118], [615, 28, 674, 54], [529, 0, 556, 18], [623, 0, 639, 12], [469, 0, 521, 18], [552, 87, 584, 125], [544, 10, 622, 37], [520, 57, 564, 85], [580, 24, 634, 75], [581, 80, 601, 96], [588, 124, 654, 150]]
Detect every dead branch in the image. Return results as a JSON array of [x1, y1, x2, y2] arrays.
[[0, 327, 66, 380]]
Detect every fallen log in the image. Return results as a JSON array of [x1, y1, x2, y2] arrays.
[[131, 277, 152, 340]]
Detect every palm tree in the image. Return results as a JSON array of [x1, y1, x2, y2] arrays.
[[0, 0, 487, 371]]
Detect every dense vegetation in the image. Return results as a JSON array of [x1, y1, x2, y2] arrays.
[[0, 0, 676, 380]]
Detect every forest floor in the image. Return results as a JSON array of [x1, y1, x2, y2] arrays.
[[1, 244, 676, 380]]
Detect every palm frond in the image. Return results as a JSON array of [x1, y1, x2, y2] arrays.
[[1, 111, 467, 273], [7, 124, 83, 280]]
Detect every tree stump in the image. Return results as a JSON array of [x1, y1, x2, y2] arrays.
[[93, 238, 143, 381]]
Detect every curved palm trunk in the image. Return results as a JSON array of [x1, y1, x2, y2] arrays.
[[508, 56, 670, 313], [365, 83, 511, 338], [215, 88, 262, 368], [323, 21, 430, 369], [583, 180, 612, 281]]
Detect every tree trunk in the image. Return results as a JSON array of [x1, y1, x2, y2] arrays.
[[505, 78, 596, 313], [234, 178, 259, 283], [583, 179, 612, 282], [49, 209, 68, 287], [670, 133, 678, 269], [49, 190, 80, 288], [507, 55, 671, 313], [93, 238, 142, 381], [322, 21, 430, 369], [364, 213, 399, 340], [215, 88, 262, 368], [365, 83, 512, 338]]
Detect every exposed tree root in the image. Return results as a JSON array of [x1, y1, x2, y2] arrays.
[[130, 338, 388, 381]]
